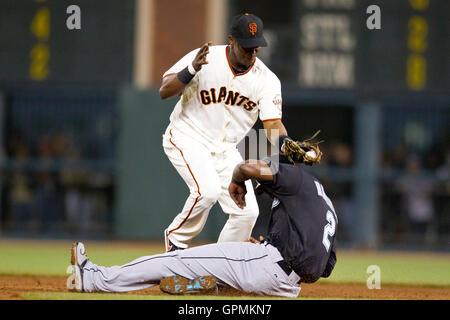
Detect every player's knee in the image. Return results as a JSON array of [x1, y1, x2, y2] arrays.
[[244, 205, 259, 222], [199, 186, 221, 206], [232, 212, 258, 228]]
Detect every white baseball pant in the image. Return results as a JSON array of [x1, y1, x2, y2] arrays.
[[161, 125, 259, 248], [81, 241, 301, 298]]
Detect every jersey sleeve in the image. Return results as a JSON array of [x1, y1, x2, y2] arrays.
[[257, 73, 283, 122], [162, 48, 200, 78], [259, 156, 302, 196], [321, 242, 337, 278]]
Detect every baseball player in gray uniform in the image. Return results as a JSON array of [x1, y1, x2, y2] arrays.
[[67, 136, 337, 298]]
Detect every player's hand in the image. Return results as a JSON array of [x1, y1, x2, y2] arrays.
[[192, 41, 212, 72], [228, 181, 247, 209], [246, 236, 264, 244]]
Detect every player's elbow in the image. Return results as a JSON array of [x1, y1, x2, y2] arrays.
[[241, 160, 274, 182], [239, 161, 259, 180], [159, 74, 183, 100], [159, 86, 170, 100], [159, 84, 180, 100]]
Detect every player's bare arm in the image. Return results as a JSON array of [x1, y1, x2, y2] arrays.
[[159, 41, 212, 99], [229, 160, 273, 209], [262, 119, 288, 145]]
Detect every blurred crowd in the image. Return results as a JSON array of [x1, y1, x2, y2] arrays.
[[308, 139, 449, 246], [1, 130, 113, 235], [380, 141, 449, 246], [1, 127, 448, 246]]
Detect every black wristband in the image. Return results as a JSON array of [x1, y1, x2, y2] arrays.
[[177, 66, 195, 84]]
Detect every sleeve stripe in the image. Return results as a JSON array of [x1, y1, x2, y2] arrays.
[[261, 118, 282, 122], [162, 72, 176, 79]]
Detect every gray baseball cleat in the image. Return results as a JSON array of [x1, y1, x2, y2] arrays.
[[160, 275, 217, 295], [67, 242, 88, 292]]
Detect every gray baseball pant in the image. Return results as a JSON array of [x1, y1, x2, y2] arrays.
[[81, 241, 301, 298]]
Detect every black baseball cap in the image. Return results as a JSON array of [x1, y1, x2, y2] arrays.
[[230, 13, 267, 48]]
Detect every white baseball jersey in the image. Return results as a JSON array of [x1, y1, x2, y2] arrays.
[[163, 45, 283, 153]]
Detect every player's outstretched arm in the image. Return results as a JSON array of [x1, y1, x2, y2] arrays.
[[229, 160, 273, 209], [262, 119, 288, 145], [159, 42, 212, 99]]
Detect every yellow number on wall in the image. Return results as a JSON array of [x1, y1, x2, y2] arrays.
[[406, 54, 426, 90], [30, 44, 50, 81], [408, 16, 428, 53], [409, 0, 429, 11], [30, 7, 50, 41]]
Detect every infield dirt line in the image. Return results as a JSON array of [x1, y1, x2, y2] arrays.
[[0, 275, 449, 300]]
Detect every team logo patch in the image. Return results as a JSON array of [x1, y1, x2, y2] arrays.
[[273, 94, 282, 106], [249, 23, 257, 35]]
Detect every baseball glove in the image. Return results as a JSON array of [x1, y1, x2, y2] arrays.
[[282, 130, 323, 166]]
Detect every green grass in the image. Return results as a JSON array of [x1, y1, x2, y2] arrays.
[[1, 239, 449, 301], [0, 240, 162, 276], [319, 251, 450, 287]]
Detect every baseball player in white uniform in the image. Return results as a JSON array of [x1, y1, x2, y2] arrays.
[[159, 13, 289, 251]]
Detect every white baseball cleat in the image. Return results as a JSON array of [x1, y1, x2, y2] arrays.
[[67, 242, 88, 292]]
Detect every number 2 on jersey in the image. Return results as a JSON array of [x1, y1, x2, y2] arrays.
[[315, 181, 337, 252], [322, 210, 336, 252]]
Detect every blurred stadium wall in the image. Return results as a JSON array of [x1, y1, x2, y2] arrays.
[[0, 0, 448, 251]]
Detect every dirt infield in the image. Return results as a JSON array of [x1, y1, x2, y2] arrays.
[[1, 275, 449, 300]]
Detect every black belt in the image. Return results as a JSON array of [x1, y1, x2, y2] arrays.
[[277, 260, 294, 276]]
